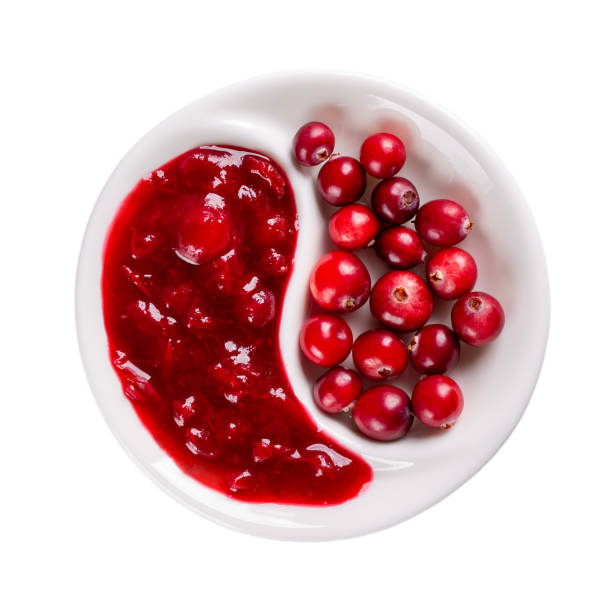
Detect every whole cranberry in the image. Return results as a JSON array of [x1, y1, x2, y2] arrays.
[[313, 367, 362, 414], [179, 149, 227, 191], [310, 250, 371, 312], [299, 314, 353, 366], [251, 213, 290, 250], [260, 248, 289, 279], [370, 270, 433, 332], [176, 204, 232, 265], [451, 291, 505, 346], [293, 121, 335, 166], [415, 199, 472, 246], [427, 247, 477, 299], [408, 324, 460, 375], [360, 133, 406, 178], [412, 375, 464, 429], [200, 249, 243, 297], [376, 226, 426, 269], [328, 204, 380, 250], [371, 177, 419, 224], [352, 329, 408, 380], [317, 156, 366, 206], [353, 385, 413, 441], [243, 155, 286, 198], [235, 288, 276, 329]]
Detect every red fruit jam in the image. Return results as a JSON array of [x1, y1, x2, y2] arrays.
[[102, 146, 371, 505]]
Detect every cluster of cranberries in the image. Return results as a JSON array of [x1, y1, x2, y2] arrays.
[[294, 122, 505, 441]]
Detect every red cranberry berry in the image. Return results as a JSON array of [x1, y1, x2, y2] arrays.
[[260, 248, 289, 279], [200, 250, 243, 297], [412, 375, 464, 429], [235, 288, 276, 329], [415, 199, 472, 246], [360, 133, 406, 178], [309, 250, 371, 312], [328, 204, 380, 250], [408, 324, 460, 375], [353, 385, 413, 441], [451, 291, 505, 346], [317, 156, 366, 206], [313, 367, 362, 414], [370, 270, 433, 332], [299, 314, 353, 367], [179, 150, 227, 191], [293, 121, 335, 166], [243, 155, 286, 197], [251, 213, 290, 250], [352, 329, 408, 381], [371, 177, 419, 224], [427, 247, 477, 300], [176, 204, 232, 265], [376, 226, 426, 269]]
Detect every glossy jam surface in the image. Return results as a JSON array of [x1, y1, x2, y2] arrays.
[[102, 146, 371, 505]]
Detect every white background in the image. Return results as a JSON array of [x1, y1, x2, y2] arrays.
[[2, 1, 611, 610]]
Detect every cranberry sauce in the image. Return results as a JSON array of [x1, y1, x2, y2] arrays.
[[102, 146, 372, 505]]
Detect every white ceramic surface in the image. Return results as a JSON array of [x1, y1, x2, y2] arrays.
[[76, 72, 549, 541]]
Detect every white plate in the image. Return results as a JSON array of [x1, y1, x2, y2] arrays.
[[76, 71, 549, 541]]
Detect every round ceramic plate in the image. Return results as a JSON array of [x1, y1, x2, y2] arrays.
[[76, 71, 549, 540]]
